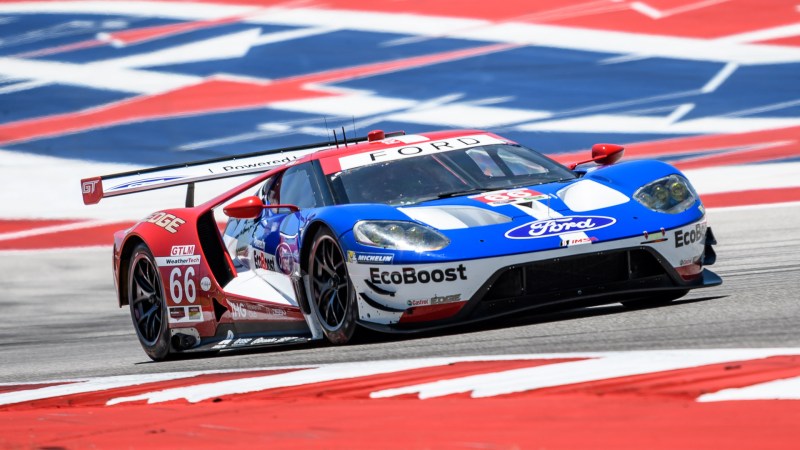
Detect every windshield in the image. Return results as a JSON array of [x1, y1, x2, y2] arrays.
[[327, 143, 575, 206]]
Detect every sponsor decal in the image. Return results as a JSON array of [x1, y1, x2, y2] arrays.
[[370, 265, 467, 285], [230, 301, 257, 320], [82, 179, 99, 194], [347, 251, 394, 264], [109, 176, 184, 191], [407, 294, 462, 307], [641, 227, 668, 244], [229, 301, 287, 320], [339, 134, 505, 170], [145, 212, 185, 233], [250, 336, 305, 346], [156, 255, 201, 266], [170, 245, 195, 256], [200, 276, 211, 292], [675, 222, 707, 248], [505, 216, 616, 239], [212, 155, 300, 173], [187, 306, 202, 321], [276, 243, 294, 275], [232, 338, 253, 347], [212, 330, 236, 350], [168, 306, 203, 323], [471, 188, 549, 207], [559, 236, 597, 247], [254, 248, 277, 271], [169, 307, 186, 321]]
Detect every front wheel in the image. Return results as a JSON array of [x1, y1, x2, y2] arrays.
[[128, 243, 172, 361], [308, 228, 357, 344]]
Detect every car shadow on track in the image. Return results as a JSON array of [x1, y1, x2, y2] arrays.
[[352, 294, 728, 346], [143, 295, 726, 363]]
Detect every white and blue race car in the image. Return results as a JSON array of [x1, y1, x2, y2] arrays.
[[83, 129, 720, 360]]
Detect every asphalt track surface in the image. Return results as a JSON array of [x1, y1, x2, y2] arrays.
[[2, 203, 798, 384]]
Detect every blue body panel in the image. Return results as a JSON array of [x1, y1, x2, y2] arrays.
[[293, 159, 703, 265]]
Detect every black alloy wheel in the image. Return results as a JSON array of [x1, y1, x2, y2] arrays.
[[128, 243, 171, 360], [308, 228, 357, 344]]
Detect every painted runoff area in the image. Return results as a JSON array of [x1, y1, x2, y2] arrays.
[[2, 350, 800, 448]]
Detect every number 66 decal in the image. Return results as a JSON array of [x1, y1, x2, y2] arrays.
[[169, 267, 196, 303]]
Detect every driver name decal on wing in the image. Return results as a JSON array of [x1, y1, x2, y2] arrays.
[[339, 134, 505, 170], [505, 216, 616, 239], [471, 188, 549, 207]]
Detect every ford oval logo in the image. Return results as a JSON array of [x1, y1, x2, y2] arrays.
[[505, 216, 616, 239]]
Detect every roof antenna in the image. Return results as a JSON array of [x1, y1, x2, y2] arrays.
[[341, 126, 348, 147], [351, 116, 357, 138], [332, 128, 340, 148]]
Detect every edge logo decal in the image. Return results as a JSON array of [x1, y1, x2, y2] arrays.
[[506, 216, 616, 239]]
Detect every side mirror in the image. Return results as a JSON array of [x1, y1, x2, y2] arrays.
[[591, 143, 624, 166], [223, 196, 299, 219], [567, 143, 625, 170]]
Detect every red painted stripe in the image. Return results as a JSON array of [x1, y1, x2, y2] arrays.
[[1, 396, 797, 448], [182, 0, 798, 39], [0, 221, 134, 251], [102, 12, 249, 46], [701, 187, 800, 208]]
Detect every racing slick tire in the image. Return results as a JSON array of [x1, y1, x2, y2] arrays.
[[620, 290, 689, 310], [308, 227, 358, 344], [128, 243, 172, 361]]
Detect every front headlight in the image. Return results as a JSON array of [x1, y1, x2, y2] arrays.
[[353, 221, 450, 251], [634, 175, 698, 214]]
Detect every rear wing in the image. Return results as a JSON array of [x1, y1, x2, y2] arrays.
[[80, 132, 401, 206]]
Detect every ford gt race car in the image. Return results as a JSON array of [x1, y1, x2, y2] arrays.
[[82, 129, 720, 360]]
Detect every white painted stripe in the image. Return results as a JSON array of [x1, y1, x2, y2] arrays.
[[701, 62, 738, 93], [0, 368, 298, 406], [698, 376, 800, 402], [94, 28, 263, 70], [370, 349, 800, 399], [630, 2, 663, 19], [0, 56, 200, 95], [685, 161, 800, 195], [516, 114, 800, 134]]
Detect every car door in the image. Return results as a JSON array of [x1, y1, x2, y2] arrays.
[[251, 162, 328, 298]]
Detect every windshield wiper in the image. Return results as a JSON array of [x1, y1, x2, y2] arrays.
[[435, 188, 493, 199]]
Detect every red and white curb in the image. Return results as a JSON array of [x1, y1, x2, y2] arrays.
[[3, 349, 800, 448], [4, 349, 800, 406]]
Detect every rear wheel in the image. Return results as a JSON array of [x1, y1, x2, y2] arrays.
[[128, 243, 171, 361], [620, 290, 688, 310], [308, 228, 357, 344]]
